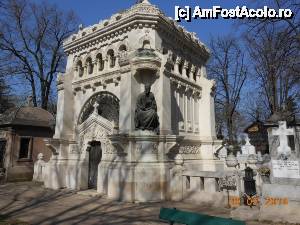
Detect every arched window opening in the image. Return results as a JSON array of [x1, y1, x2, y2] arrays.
[[186, 65, 191, 78], [172, 55, 176, 63], [142, 40, 151, 49], [107, 50, 116, 68], [77, 60, 83, 77], [118, 45, 127, 61], [193, 69, 197, 81], [86, 57, 93, 75], [96, 53, 104, 71], [119, 45, 127, 52], [162, 48, 168, 55], [178, 62, 183, 75]]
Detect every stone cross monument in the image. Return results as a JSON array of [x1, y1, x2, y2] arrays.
[[271, 121, 294, 157]]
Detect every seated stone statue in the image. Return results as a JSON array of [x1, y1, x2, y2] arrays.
[[135, 84, 159, 132]]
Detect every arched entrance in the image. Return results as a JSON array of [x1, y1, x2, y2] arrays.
[[78, 91, 119, 126], [87, 141, 102, 189], [77, 91, 120, 190], [0, 139, 6, 168]]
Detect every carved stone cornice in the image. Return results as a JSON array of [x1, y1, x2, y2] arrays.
[[168, 72, 202, 97], [63, 2, 209, 61], [72, 72, 121, 92]]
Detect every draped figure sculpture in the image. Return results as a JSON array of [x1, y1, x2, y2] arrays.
[[135, 84, 159, 132]]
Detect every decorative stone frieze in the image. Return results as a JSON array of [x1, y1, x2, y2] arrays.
[[169, 76, 201, 98], [72, 73, 121, 93], [179, 145, 201, 154], [63, 1, 208, 61]]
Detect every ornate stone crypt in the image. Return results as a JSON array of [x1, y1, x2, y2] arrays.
[[40, 0, 224, 203]]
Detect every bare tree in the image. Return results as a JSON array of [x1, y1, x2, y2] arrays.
[[208, 36, 248, 143], [246, 0, 300, 45], [245, 24, 300, 116], [238, 0, 300, 118], [0, 75, 14, 113], [0, 0, 78, 109]]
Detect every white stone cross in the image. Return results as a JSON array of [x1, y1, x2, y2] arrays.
[[272, 121, 294, 156], [241, 134, 256, 155], [245, 135, 251, 145]]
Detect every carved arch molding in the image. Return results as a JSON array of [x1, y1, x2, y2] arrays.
[[78, 91, 120, 125]]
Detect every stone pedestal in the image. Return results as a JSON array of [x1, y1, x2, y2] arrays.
[[98, 133, 181, 202]]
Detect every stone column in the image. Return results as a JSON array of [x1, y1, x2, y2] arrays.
[[174, 57, 181, 74], [190, 65, 196, 81], [204, 178, 217, 192], [193, 94, 200, 133], [115, 55, 120, 68], [94, 59, 98, 73], [54, 72, 74, 140], [196, 67, 201, 84], [160, 70, 172, 135], [83, 65, 87, 76], [198, 77, 217, 140], [183, 61, 189, 79], [119, 67, 138, 134], [104, 57, 109, 71], [92, 60, 96, 75], [201, 66, 207, 78]]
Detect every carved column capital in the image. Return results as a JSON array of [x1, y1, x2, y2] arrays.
[[183, 61, 189, 69], [175, 57, 182, 65]]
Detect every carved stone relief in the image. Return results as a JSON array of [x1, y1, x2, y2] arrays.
[[179, 145, 201, 154]]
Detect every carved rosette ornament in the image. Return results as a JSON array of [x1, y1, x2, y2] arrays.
[[179, 145, 201, 154], [136, 142, 159, 154]]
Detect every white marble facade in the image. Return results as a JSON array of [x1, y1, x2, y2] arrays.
[[40, 0, 224, 203]]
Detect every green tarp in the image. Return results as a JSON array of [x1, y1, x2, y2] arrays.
[[159, 207, 246, 225]]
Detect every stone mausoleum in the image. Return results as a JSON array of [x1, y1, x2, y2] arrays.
[[40, 0, 226, 203]]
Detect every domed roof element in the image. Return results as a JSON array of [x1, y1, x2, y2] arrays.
[[0, 106, 55, 129]]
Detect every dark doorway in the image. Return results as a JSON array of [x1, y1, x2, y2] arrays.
[[0, 140, 6, 168], [88, 141, 102, 189]]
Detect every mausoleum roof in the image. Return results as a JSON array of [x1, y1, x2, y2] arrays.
[[63, 0, 209, 60], [0, 106, 55, 129]]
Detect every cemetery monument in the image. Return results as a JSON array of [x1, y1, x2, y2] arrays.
[[37, 0, 226, 203]]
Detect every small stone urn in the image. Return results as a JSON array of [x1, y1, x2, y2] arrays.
[[226, 145, 239, 168], [247, 154, 258, 165], [174, 154, 184, 166]]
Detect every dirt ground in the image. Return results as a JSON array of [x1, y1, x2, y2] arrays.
[[0, 182, 297, 225]]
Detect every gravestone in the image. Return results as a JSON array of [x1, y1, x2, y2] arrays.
[[272, 160, 300, 179], [268, 121, 299, 179], [219, 175, 237, 208], [271, 121, 294, 158], [241, 134, 256, 155], [237, 134, 257, 167], [243, 167, 256, 198], [259, 120, 300, 223]]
